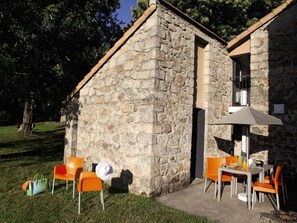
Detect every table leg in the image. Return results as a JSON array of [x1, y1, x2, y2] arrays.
[[259, 169, 264, 202], [247, 173, 251, 211], [218, 169, 222, 202]]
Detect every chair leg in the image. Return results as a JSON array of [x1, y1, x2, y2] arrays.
[[51, 178, 55, 195], [230, 179, 234, 197], [214, 181, 217, 199], [78, 192, 81, 214], [235, 178, 238, 195], [66, 180, 68, 190], [204, 178, 207, 193], [73, 180, 75, 198], [276, 194, 280, 210], [100, 190, 105, 210], [260, 192, 264, 203], [252, 189, 256, 210]]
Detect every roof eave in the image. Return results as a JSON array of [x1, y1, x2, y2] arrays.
[[65, 5, 157, 103], [65, 0, 229, 104], [158, 0, 227, 45], [227, 0, 296, 52]]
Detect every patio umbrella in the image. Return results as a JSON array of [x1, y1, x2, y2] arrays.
[[212, 106, 283, 159]]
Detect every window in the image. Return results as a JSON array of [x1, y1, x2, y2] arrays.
[[231, 57, 250, 106]]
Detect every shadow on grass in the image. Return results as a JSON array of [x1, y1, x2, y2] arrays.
[[0, 130, 65, 164], [109, 169, 133, 194], [32, 127, 65, 134]]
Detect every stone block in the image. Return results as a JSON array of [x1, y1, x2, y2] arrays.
[[124, 60, 134, 70], [145, 14, 157, 29], [142, 60, 156, 70], [137, 132, 153, 145], [137, 70, 151, 79], [141, 79, 155, 89], [163, 123, 172, 133], [120, 103, 134, 113], [175, 74, 185, 87], [144, 36, 160, 50], [115, 65, 124, 73]]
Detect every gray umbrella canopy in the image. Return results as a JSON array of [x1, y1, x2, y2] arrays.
[[212, 106, 283, 160], [212, 106, 283, 126]]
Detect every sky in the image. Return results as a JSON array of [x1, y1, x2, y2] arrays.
[[116, 0, 138, 26]]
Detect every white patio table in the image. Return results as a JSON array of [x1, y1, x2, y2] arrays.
[[217, 164, 273, 211]]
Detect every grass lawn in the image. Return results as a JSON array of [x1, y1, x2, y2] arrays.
[[0, 122, 212, 223]]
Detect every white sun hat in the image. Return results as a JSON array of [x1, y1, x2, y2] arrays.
[[95, 161, 113, 181]]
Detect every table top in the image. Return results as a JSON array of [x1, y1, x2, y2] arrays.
[[219, 164, 272, 175]]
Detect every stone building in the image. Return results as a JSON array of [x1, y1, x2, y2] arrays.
[[226, 0, 297, 179], [64, 0, 297, 197]]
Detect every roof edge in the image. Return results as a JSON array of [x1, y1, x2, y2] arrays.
[[66, 5, 157, 103], [227, 0, 295, 51], [65, 0, 228, 104], [158, 0, 227, 45]]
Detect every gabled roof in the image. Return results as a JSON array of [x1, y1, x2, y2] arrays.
[[227, 0, 296, 51], [66, 0, 227, 102]]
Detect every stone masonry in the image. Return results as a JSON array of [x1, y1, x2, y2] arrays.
[[153, 5, 232, 195], [66, 11, 159, 196], [64, 1, 297, 197], [249, 3, 297, 178], [64, 2, 232, 197]]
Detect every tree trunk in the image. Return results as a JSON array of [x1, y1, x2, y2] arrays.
[[19, 99, 34, 135]]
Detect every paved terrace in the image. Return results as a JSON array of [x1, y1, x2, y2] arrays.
[[156, 179, 297, 223]]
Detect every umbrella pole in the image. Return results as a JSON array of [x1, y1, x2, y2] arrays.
[[246, 126, 250, 163], [241, 125, 249, 160]]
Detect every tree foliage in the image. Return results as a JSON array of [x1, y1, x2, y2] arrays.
[[0, 0, 123, 129], [132, 0, 284, 40], [132, 0, 150, 21]]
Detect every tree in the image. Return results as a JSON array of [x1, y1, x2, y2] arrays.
[[132, 0, 149, 22], [0, 0, 123, 133], [132, 0, 284, 40]]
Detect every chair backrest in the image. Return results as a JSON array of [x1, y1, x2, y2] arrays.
[[273, 166, 281, 194], [206, 157, 222, 177], [66, 157, 84, 177], [77, 172, 103, 192], [225, 156, 238, 165]]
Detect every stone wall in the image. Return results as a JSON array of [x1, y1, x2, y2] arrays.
[[64, 3, 232, 197], [152, 7, 195, 195], [153, 5, 232, 195], [77, 12, 159, 196], [64, 94, 79, 161], [250, 3, 297, 178], [205, 39, 233, 159]]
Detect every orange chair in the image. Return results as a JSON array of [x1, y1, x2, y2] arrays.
[[225, 156, 246, 195], [77, 172, 104, 214], [52, 156, 84, 198], [225, 156, 238, 165], [204, 157, 233, 198], [252, 166, 281, 210], [264, 164, 287, 205]]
